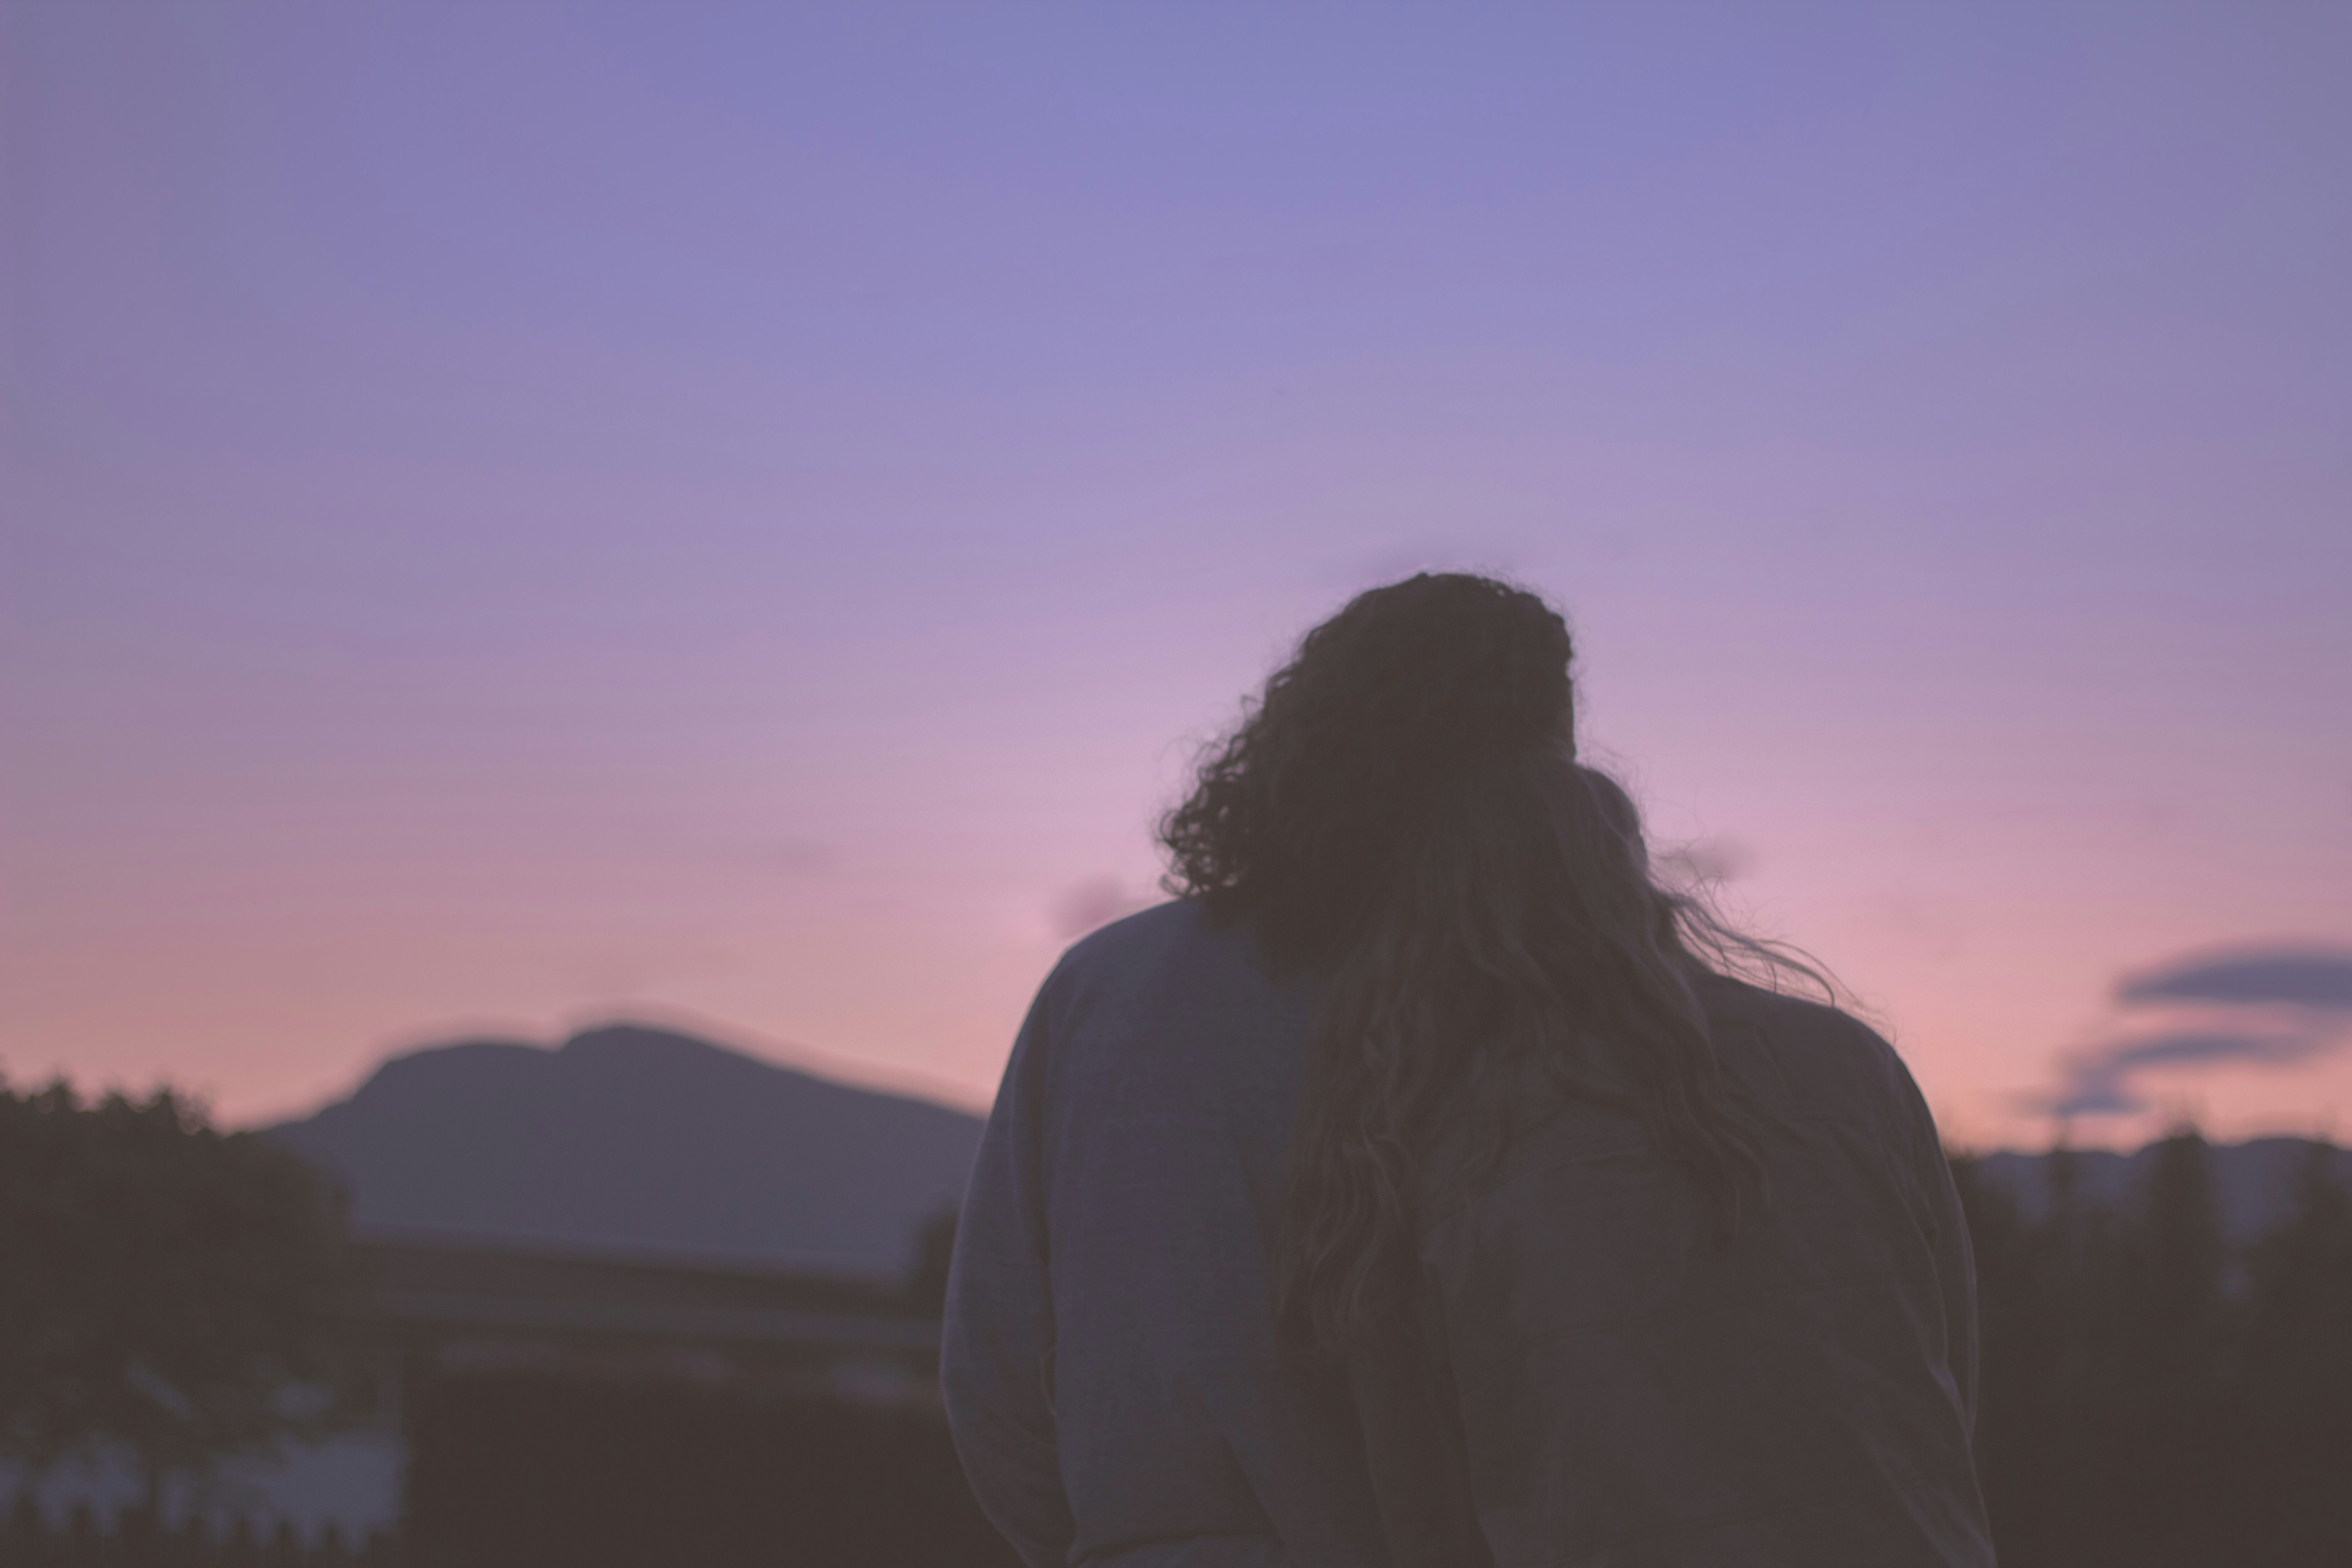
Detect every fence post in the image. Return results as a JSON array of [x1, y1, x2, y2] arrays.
[[221, 1515, 260, 1568], [61, 1502, 99, 1568], [181, 1511, 217, 1568], [5, 1491, 50, 1568]]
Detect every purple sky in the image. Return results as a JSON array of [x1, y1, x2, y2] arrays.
[[4, 3, 2348, 1150]]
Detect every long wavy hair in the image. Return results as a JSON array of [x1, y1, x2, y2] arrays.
[[1156, 572, 1828, 1358]]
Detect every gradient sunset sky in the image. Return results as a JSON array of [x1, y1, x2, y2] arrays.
[[4, 3, 2347, 1151]]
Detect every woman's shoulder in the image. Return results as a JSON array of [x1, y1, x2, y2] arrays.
[[1049, 897, 1271, 1005], [1692, 970, 1928, 1135], [1054, 894, 1201, 971], [1694, 969, 1895, 1057]]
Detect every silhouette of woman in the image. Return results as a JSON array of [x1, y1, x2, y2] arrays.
[[943, 573, 1993, 1567]]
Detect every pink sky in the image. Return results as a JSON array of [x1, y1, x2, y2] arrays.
[[4, 3, 2347, 1151]]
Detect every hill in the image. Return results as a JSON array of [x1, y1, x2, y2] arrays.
[[264, 1023, 983, 1275], [266, 1018, 2346, 1272]]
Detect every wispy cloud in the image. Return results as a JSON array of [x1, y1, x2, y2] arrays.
[[1656, 834, 1756, 886], [2116, 949, 2352, 1010], [746, 838, 834, 875], [2033, 1023, 2345, 1118], [1050, 876, 1162, 942], [2027, 943, 2352, 1119]]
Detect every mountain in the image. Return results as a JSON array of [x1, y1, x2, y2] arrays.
[[267, 1017, 2344, 1274], [264, 1023, 984, 1275], [1972, 1136, 2352, 1244]]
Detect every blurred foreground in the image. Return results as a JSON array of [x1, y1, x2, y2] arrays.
[[4, 1081, 2347, 1566]]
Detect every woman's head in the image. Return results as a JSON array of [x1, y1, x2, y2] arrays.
[[1158, 571, 1789, 1357], [1157, 572, 1578, 976]]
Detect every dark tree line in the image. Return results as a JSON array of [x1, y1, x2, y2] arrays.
[[0, 1078, 370, 1514], [1953, 1131, 2352, 1568]]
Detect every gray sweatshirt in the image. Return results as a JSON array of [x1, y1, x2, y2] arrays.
[[942, 898, 1994, 1568]]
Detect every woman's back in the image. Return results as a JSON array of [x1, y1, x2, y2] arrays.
[[941, 901, 1993, 1567], [1372, 971, 1989, 1566], [943, 898, 1392, 1568]]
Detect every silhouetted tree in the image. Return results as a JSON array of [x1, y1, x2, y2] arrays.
[[0, 1076, 368, 1511], [2233, 1137, 2352, 1562], [2104, 1127, 2231, 1568], [1959, 1136, 2138, 1568], [1948, 1151, 2047, 1555], [1955, 1129, 2352, 1568]]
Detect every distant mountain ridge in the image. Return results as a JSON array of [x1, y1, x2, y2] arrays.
[[266, 1020, 2346, 1275], [264, 1022, 984, 1276]]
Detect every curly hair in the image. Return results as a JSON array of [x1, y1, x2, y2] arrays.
[[1157, 572, 1817, 1357]]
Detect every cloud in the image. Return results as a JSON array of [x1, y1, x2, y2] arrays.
[[2030, 1080, 2148, 1118], [2026, 942, 2352, 1118], [1655, 835, 1756, 886], [2028, 1026, 2345, 1118], [1051, 876, 1162, 942], [2117, 947, 2352, 1011], [747, 838, 834, 875]]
